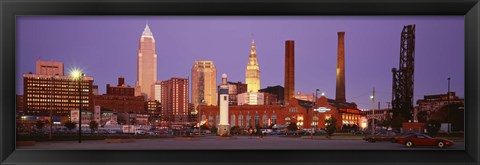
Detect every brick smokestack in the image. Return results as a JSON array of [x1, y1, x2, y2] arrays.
[[118, 76, 125, 86], [336, 32, 346, 102], [284, 40, 295, 102]]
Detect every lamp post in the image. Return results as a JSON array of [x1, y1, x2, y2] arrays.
[[371, 88, 375, 136], [49, 75, 53, 140], [314, 89, 319, 134], [447, 77, 451, 134], [71, 69, 84, 143]]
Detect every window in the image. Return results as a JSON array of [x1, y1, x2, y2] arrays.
[[231, 115, 236, 126], [246, 114, 251, 128], [262, 114, 268, 128], [254, 114, 260, 127], [238, 115, 243, 128], [271, 114, 277, 125]]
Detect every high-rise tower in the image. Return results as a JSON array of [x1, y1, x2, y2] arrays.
[[336, 32, 346, 103], [284, 40, 295, 102], [136, 22, 157, 101], [245, 38, 260, 93], [191, 60, 217, 113]]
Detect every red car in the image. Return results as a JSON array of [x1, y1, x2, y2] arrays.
[[395, 133, 454, 148]]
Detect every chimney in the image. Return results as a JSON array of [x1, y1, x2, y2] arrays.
[[284, 40, 295, 102], [336, 32, 346, 102], [118, 76, 125, 86]]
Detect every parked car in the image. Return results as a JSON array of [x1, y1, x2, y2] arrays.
[[135, 129, 146, 135], [395, 133, 454, 148], [261, 129, 273, 135], [363, 131, 399, 143]]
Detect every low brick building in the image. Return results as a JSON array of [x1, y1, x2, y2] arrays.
[[199, 96, 365, 130]]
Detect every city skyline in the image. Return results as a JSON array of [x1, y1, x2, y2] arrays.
[[16, 16, 464, 110]]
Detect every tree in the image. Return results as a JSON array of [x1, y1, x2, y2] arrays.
[[89, 121, 99, 133], [324, 117, 337, 138], [287, 122, 297, 131], [426, 120, 441, 137], [64, 121, 77, 131], [35, 120, 45, 130], [417, 111, 429, 123], [391, 115, 406, 131]]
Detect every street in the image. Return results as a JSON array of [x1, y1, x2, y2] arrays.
[[18, 135, 465, 150]]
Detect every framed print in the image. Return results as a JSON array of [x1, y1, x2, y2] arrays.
[[1, 0, 479, 164]]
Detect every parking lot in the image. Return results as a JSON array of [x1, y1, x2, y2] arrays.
[[18, 135, 465, 150]]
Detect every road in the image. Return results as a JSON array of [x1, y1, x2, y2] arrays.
[[17, 135, 465, 150]]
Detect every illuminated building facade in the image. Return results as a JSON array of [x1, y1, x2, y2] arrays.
[[245, 39, 260, 93], [161, 77, 189, 125], [23, 67, 94, 117], [136, 22, 157, 101], [200, 97, 365, 130], [191, 60, 217, 113]]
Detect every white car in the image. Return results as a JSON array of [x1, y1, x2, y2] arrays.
[[135, 129, 146, 135]]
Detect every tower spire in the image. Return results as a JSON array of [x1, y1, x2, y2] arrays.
[[142, 18, 153, 37]]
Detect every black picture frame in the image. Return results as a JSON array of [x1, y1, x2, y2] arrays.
[[1, 0, 478, 164]]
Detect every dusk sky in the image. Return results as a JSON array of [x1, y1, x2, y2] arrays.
[[16, 16, 464, 110]]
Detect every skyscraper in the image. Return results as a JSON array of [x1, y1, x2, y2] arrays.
[[136, 22, 157, 101], [245, 38, 260, 93], [191, 60, 217, 113]]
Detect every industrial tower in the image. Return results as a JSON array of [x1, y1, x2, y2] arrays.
[[391, 24, 416, 124]]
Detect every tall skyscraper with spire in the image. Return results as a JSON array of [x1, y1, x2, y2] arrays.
[[245, 38, 260, 93], [135, 22, 157, 101]]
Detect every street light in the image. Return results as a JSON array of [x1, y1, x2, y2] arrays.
[[70, 69, 84, 143], [447, 77, 451, 133], [314, 89, 320, 135], [370, 88, 375, 136]]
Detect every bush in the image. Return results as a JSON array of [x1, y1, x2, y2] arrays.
[[35, 120, 45, 130], [325, 117, 337, 138], [64, 121, 77, 131]]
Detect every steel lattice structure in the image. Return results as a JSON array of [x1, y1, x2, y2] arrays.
[[391, 24, 416, 123]]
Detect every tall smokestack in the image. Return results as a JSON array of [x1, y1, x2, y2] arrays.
[[336, 32, 346, 102], [284, 40, 295, 102]]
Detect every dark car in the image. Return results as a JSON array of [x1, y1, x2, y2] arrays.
[[395, 133, 454, 148], [363, 131, 398, 143]]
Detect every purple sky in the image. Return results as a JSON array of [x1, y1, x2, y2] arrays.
[[16, 16, 464, 110]]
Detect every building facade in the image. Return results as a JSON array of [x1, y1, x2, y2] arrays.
[[136, 22, 157, 101], [416, 92, 464, 112], [161, 77, 189, 126], [23, 73, 94, 117], [191, 60, 217, 113], [93, 77, 145, 113], [260, 85, 284, 103], [151, 80, 162, 102], [200, 96, 365, 130], [223, 81, 248, 105]]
